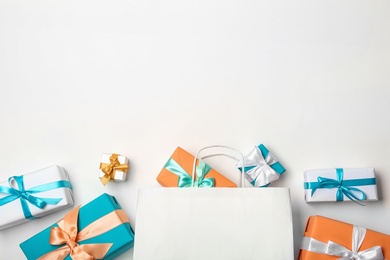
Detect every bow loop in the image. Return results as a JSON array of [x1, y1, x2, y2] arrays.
[[164, 158, 214, 187], [311, 169, 367, 204], [50, 227, 80, 253], [237, 145, 282, 187], [7, 176, 49, 209]]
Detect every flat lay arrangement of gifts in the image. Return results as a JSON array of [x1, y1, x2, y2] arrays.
[[156, 146, 237, 187], [99, 153, 129, 186], [237, 143, 286, 187], [298, 215, 390, 259], [20, 193, 135, 260], [0, 165, 73, 230], [304, 168, 378, 203]]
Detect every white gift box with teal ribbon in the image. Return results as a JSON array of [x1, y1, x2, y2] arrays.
[[0, 165, 74, 230], [237, 144, 286, 187], [304, 168, 378, 203]]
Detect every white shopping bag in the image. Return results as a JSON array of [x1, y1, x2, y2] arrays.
[[133, 146, 294, 260]]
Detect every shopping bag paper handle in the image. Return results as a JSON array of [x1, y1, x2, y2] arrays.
[[192, 145, 245, 188]]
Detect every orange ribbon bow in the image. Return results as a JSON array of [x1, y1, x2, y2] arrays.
[[99, 154, 129, 186], [38, 205, 130, 260]]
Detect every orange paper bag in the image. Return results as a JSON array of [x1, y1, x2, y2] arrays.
[[298, 215, 390, 259], [156, 147, 237, 188]]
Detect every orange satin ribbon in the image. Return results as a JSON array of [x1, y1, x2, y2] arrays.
[[38, 206, 130, 260], [99, 154, 129, 186]]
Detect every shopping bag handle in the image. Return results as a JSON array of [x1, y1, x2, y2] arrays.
[[192, 145, 246, 188]]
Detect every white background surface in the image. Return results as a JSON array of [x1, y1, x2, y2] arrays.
[[1, 0, 390, 259]]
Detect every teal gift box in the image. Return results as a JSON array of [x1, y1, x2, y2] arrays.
[[237, 144, 286, 187], [19, 193, 134, 260]]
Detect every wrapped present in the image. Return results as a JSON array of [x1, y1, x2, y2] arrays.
[[298, 215, 390, 259], [0, 165, 73, 230], [304, 168, 378, 203], [156, 146, 237, 187], [99, 153, 129, 186], [20, 193, 135, 260], [237, 144, 286, 187]]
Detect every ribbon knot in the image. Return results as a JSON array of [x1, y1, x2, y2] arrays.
[[41, 205, 114, 260], [99, 154, 129, 186], [311, 169, 367, 204], [66, 238, 78, 252], [237, 145, 282, 187], [192, 159, 214, 187], [164, 158, 215, 187], [0, 175, 71, 220], [20, 192, 29, 200]]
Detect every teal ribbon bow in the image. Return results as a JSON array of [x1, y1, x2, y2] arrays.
[[0, 175, 72, 219], [305, 168, 376, 204], [164, 158, 215, 187]]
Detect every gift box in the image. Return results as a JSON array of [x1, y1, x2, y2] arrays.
[[0, 165, 73, 230], [156, 146, 237, 187], [20, 193, 135, 260], [304, 168, 378, 203], [99, 153, 129, 186], [237, 144, 286, 187], [298, 215, 390, 259]]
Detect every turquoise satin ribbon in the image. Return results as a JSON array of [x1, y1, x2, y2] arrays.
[[0, 175, 72, 219], [304, 168, 376, 204], [164, 158, 215, 187]]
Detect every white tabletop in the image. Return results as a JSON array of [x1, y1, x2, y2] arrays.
[[1, 0, 390, 259]]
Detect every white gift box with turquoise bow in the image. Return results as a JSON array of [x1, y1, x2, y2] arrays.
[[0, 165, 74, 230], [304, 168, 378, 203]]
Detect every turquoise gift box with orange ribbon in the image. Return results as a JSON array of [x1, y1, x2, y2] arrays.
[[0, 165, 74, 230], [20, 193, 134, 260], [304, 168, 378, 203]]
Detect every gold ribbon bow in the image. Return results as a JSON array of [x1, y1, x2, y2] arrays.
[[99, 154, 129, 186], [38, 205, 130, 260]]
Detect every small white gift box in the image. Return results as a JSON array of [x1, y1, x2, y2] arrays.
[[304, 168, 378, 203], [0, 165, 74, 230], [99, 153, 129, 185]]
